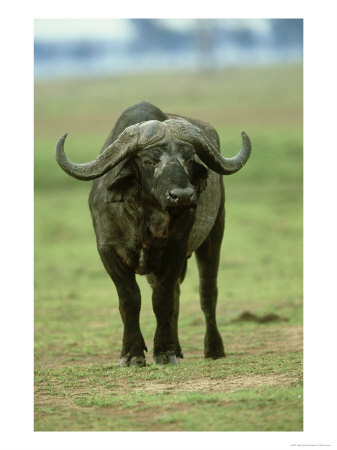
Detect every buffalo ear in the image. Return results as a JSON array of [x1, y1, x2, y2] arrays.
[[191, 160, 208, 194], [105, 164, 137, 203]]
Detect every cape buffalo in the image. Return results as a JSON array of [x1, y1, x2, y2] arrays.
[[55, 101, 251, 367]]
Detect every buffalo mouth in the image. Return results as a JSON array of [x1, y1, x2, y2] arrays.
[[166, 204, 197, 227], [166, 201, 197, 216]]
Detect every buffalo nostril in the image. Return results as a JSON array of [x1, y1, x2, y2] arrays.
[[169, 192, 178, 201], [168, 187, 195, 206]]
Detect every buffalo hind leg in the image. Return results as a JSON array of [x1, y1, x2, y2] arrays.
[[195, 208, 225, 359], [98, 245, 147, 367]]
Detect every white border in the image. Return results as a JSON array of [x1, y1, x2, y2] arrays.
[[1, 1, 337, 449]]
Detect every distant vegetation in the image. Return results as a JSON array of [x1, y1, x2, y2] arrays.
[[34, 19, 303, 78]]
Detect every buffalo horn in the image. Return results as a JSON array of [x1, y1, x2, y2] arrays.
[[168, 119, 251, 175], [55, 123, 142, 181], [55, 118, 251, 180], [196, 130, 252, 175], [55, 120, 167, 180]]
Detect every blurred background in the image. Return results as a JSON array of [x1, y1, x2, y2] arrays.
[[34, 19, 303, 426], [34, 19, 302, 79]]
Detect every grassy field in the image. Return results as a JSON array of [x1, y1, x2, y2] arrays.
[[34, 64, 303, 431]]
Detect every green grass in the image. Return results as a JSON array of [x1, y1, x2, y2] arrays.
[[35, 355, 302, 431], [35, 63, 303, 431]]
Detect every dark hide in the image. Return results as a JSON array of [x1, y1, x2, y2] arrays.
[[87, 102, 226, 366]]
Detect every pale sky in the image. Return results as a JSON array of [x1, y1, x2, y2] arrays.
[[34, 18, 270, 41], [34, 19, 134, 41]]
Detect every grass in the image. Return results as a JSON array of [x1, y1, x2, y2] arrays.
[[34, 63, 303, 431], [35, 354, 302, 431]]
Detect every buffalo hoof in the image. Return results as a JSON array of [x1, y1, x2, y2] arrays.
[[120, 356, 146, 367], [205, 351, 226, 360], [153, 354, 178, 365]]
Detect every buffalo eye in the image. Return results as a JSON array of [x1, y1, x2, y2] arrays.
[[184, 156, 194, 168], [144, 159, 155, 166], [180, 148, 195, 167]]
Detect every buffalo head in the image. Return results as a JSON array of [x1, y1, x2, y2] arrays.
[[55, 119, 251, 211]]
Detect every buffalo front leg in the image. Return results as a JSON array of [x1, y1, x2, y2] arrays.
[[152, 281, 178, 364], [98, 245, 147, 367], [172, 283, 183, 359], [171, 259, 188, 359], [147, 273, 182, 364], [195, 208, 225, 359]]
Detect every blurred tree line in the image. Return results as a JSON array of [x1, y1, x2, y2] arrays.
[[34, 19, 303, 76]]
